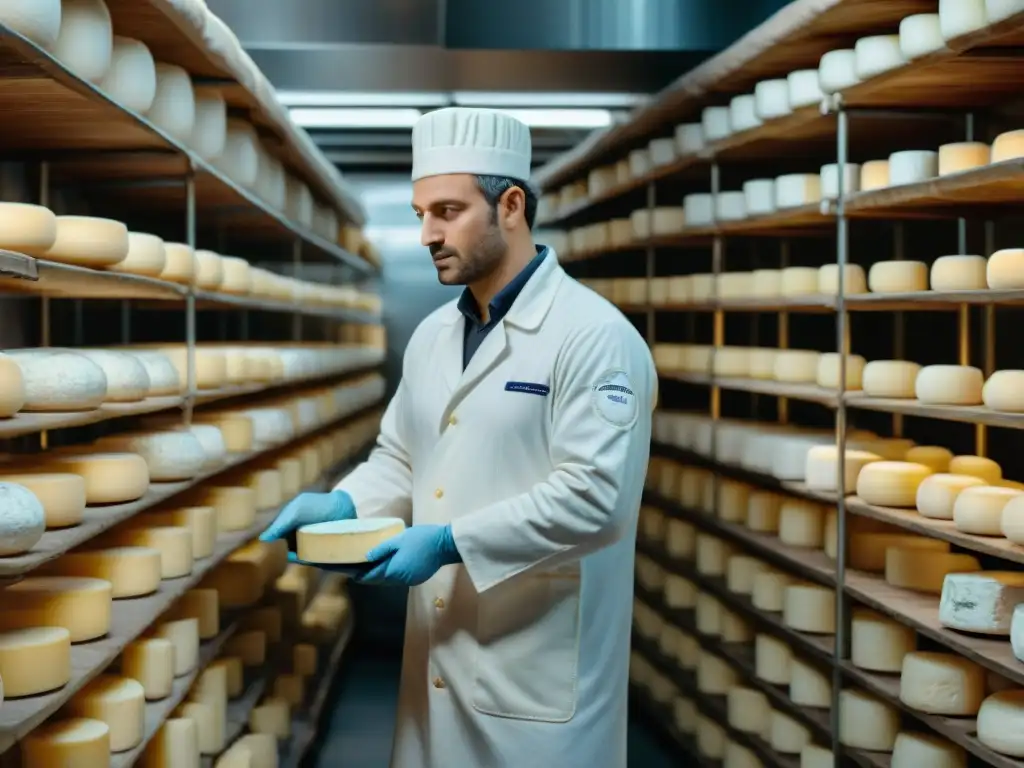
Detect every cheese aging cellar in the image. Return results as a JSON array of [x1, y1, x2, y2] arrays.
[[6, 0, 1024, 766]]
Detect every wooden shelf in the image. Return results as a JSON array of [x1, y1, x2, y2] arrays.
[[110, 622, 238, 768], [0, 26, 370, 271], [0, 395, 381, 577]]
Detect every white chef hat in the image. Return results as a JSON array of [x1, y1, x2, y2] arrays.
[[411, 107, 532, 182]]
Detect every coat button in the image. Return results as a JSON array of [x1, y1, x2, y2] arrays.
[[448, 414, 458, 426], [433, 676, 446, 689], [434, 488, 444, 499], [434, 597, 445, 609]]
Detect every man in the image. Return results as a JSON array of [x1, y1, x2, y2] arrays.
[[262, 107, 656, 767]]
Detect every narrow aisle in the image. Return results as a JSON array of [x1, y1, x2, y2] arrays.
[[313, 646, 684, 768]]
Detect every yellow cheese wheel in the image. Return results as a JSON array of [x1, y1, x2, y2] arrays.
[[21, 718, 111, 766], [0, 577, 112, 642], [0, 626, 71, 697]]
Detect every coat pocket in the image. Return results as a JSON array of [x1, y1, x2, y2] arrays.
[[471, 570, 581, 722]]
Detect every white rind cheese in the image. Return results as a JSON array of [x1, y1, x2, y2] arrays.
[[147, 63, 196, 142], [48, 0, 113, 82], [978, 689, 1024, 756], [891, 731, 967, 768], [940, 571, 1024, 636], [916, 473, 987, 519], [953, 485, 1023, 535], [75, 349, 150, 402], [8, 349, 108, 411], [99, 37, 156, 113], [851, 609, 915, 672], [0, 481, 45, 556], [0, 0, 62, 48], [915, 365, 984, 405], [839, 688, 900, 751], [900, 650, 985, 715]]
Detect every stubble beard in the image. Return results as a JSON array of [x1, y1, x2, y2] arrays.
[[434, 225, 507, 286]]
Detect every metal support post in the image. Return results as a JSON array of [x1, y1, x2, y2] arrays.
[[892, 224, 905, 437], [183, 164, 197, 425]]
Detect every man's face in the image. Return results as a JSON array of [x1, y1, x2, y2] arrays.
[[412, 174, 507, 286]]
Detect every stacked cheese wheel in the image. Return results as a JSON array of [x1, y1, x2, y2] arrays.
[[4, 0, 356, 243], [5, 409, 377, 766], [539, 4, 1024, 228]]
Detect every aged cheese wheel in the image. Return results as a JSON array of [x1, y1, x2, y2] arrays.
[[953, 486, 1023, 535], [770, 710, 811, 754], [839, 688, 900, 750], [0, 0, 62, 48], [916, 472, 987, 519], [121, 636, 174, 700], [784, 583, 835, 633], [194, 250, 224, 290], [950, 454, 1002, 483], [140, 717, 199, 768], [21, 718, 111, 766], [854, 35, 905, 79], [790, 657, 831, 707], [754, 79, 790, 120], [95, 429, 206, 481], [0, 576, 112, 641], [297, 517, 406, 564], [940, 0, 990, 39], [8, 349, 107, 411], [931, 254, 987, 290], [45, 216, 129, 267], [727, 687, 769, 733], [45, 546, 161, 598], [992, 128, 1024, 163], [0, 202, 56, 257], [868, 260, 928, 293], [42, 452, 149, 504], [0, 626, 71, 697], [728, 94, 761, 133], [889, 150, 938, 185], [743, 179, 775, 215], [67, 674, 146, 752], [98, 37, 156, 113], [75, 349, 150, 402], [905, 445, 954, 472], [988, 248, 1024, 288], [153, 618, 199, 676], [147, 63, 195, 142], [217, 119, 261, 188], [860, 159, 891, 190], [940, 571, 1024, 635], [159, 242, 196, 284], [915, 365, 984, 405], [900, 14, 945, 58], [701, 106, 731, 142], [130, 350, 181, 396], [775, 174, 821, 208], [900, 651, 985, 715], [886, 548, 981, 593], [985, 370, 1024, 411], [191, 92, 228, 161], [755, 633, 791, 684], [862, 360, 921, 398], [850, 532, 949, 572], [819, 48, 859, 93], [226, 630, 266, 666], [939, 141, 991, 175], [108, 232, 166, 277], [48, 0, 113, 82], [856, 461, 933, 507], [0, 481, 45, 555]]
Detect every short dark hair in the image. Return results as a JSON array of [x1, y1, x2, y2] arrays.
[[475, 175, 538, 230]]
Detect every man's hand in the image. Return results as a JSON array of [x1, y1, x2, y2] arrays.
[[259, 490, 356, 543], [357, 524, 462, 587]]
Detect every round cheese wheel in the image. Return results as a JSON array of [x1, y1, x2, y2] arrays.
[[754, 79, 791, 119], [142, 717, 198, 767], [868, 260, 928, 293], [748, 348, 777, 379], [992, 128, 1024, 163], [0, 481, 44, 555], [900, 14, 945, 58], [890, 150, 939, 186], [95, 430, 206, 481], [905, 445, 954, 472], [0, 0, 62, 48], [801, 745, 834, 768], [778, 499, 825, 547], [0, 626, 71, 697], [915, 364, 983, 405], [701, 106, 731, 142], [816, 353, 866, 389], [684, 193, 714, 226], [819, 48, 859, 93], [773, 350, 820, 383], [861, 159, 891, 190], [727, 687, 769, 733], [0, 576, 112, 641], [46, 546, 161, 598], [788, 68, 823, 109], [939, 141, 991, 176], [0, 202, 57, 255], [76, 349, 150, 402], [146, 63, 195, 142], [216, 119, 261, 188], [805, 446, 881, 492], [775, 174, 821, 208], [950, 454, 1002, 483], [839, 688, 900, 750], [716, 192, 747, 222], [695, 593, 722, 636], [857, 461, 934, 507], [675, 123, 704, 154], [106, 526, 192, 578], [67, 674, 146, 752], [931, 254, 987, 290], [286, 177, 315, 227], [887, 548, 981, 593], [728, 94, 760, 133], [900, 651, 985, 715], [154, 617, 199, 676], [851, 608, 915, 672], [7, 349, 107, 411], [851, 532, 949, 572], [98, 37, 156, 113], [780, 266, 820, 296], [940, 0, 990, 39], [21, 718, 110, 766], [987, 248, 1024, 288], [790, 657, 831, 707], [121, 636, 174, 700], [984, 370, 1024, 411], [784, 583, 835, 633], [854, 35, 906, 80], [48, 0, 113, 82], [770, 710, 811, 754], [43, 452, 149, 504], [953, 486, 1023, 535], [108, 232, 166, 277], [916, 472, 987, 519], [755, 633, 791, 684], [743, 179, 775, 216], [941, 571, 1024, 636], [159, 242, 196, 284], [128, 350, 180, 396], [191, 92, 228, 161], [892, 731, 966, 767], [45, 215, 129, 267], [988, 0, 1024, 23], [979, 689, 1024, 756], [219, 256, 252, 294], [752, 569, 793, 612], [0, 352, 25, 417], [0, 472, 84, 528], [820, 162, 861, 199], [862, 359, 921, 398]]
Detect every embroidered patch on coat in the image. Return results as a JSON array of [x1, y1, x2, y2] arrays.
[[591, 369, 638, 428]]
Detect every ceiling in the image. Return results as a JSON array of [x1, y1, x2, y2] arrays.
[[208, 0, 789, 170]]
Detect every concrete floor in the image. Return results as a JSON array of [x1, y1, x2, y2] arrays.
[[310, 646, 682, 767]]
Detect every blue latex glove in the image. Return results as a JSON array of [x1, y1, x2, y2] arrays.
[[357, 524, 462, 586], [259, 490, 356, 543]]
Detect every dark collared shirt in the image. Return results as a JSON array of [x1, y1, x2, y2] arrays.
[[457, 246, 549, 369]]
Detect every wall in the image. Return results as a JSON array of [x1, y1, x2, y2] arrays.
[[346, 173, 460, 650]]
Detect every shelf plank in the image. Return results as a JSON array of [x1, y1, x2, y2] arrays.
[[109, 623, 238, 768], [0, 398, 380, 577]]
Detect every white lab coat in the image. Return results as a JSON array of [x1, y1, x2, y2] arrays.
[[336, 251, 655, 768]]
